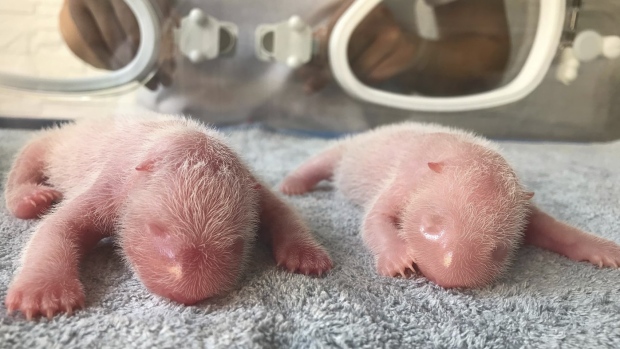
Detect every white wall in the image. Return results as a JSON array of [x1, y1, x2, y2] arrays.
[[0, 0, 146, 120]]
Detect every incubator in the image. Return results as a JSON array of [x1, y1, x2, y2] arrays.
[[0, 0, 618, 141]]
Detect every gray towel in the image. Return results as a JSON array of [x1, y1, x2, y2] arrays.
[[1, 125, 619, 348]]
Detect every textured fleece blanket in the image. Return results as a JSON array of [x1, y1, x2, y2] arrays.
[[1, 124, 619, 349]]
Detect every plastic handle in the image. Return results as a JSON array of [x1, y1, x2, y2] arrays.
[[255, 16, 313, 68], [174, 8, 238, 63]]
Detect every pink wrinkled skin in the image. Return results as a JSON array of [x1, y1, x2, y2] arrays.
[[4, 114, 332, 320], [281, 122, 620, 288]]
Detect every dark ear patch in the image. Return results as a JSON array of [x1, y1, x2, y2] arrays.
[[428, 162, 444, 173]]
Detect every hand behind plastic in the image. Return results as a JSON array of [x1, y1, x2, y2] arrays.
[[299, 0, 419, 93], [59, 0, 179, 90]]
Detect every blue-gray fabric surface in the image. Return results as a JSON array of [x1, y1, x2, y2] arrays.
[[0, 125, 619, 349]]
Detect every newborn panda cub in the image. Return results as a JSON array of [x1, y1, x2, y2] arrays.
[[4, 114, 332, 320], [280, 122, 620, 288]]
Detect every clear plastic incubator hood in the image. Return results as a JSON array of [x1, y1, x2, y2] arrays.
[[0, 0, 619, 141]]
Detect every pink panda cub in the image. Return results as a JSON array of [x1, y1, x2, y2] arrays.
[[280, 121, 620, 288], [4, 114, 332, 320]]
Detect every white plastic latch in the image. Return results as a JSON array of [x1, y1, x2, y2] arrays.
[[556, 30, 620, 85], [174, 8, 238, 63], [556, 47, 580, 85], [573, 30, 620, 61], [255, 16, 313, 68]]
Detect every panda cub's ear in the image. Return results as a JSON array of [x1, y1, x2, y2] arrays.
[[427, 162, 444, 174], [135, 147, 166, 172], [135, 159, 157, 172]]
